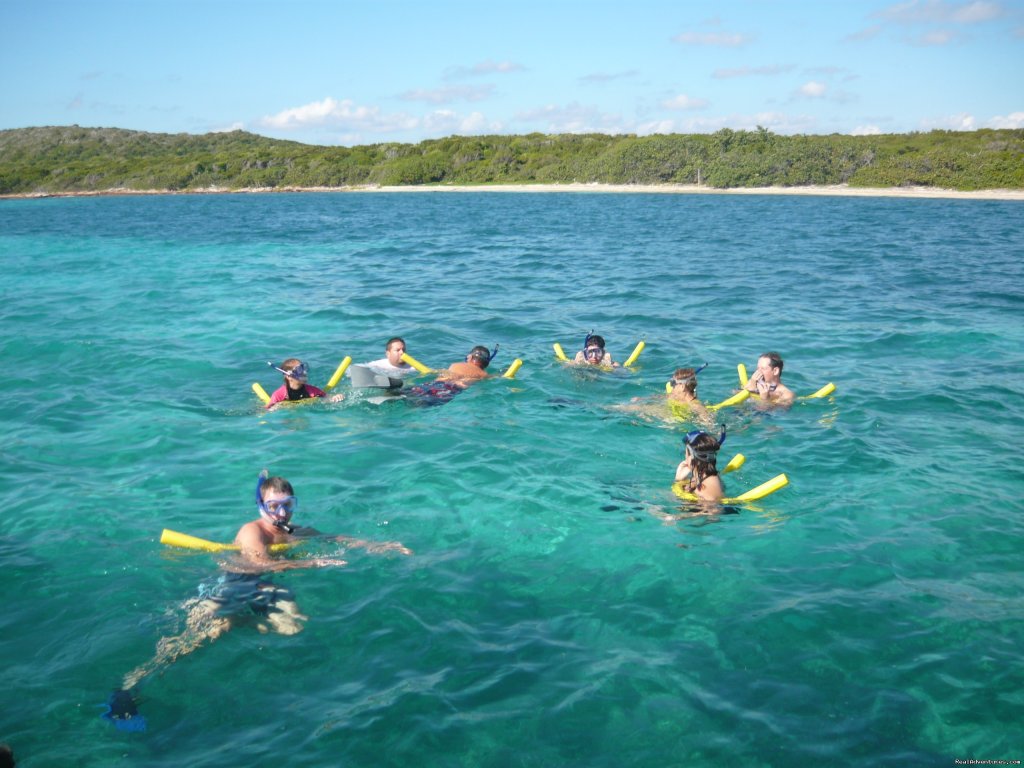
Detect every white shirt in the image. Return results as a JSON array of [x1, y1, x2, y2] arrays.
[[365, 358, 415, 377]]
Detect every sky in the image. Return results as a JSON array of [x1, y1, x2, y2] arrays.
[[2, 0, 1022, 147]]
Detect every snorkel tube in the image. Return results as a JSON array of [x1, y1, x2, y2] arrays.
[[255, 470, 295, 534]]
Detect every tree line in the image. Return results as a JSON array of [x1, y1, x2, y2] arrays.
[[1, 124, 1022, 194]]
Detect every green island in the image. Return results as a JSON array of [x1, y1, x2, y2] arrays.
[[1, 125, 1022, 195]]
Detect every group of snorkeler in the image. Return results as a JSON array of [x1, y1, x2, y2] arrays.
[[104, 335, 792, 730], [264, 337, 498, 410]]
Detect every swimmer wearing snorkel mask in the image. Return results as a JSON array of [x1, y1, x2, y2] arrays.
[[675, 426, 727, 502], [573, 332, 619, 367]]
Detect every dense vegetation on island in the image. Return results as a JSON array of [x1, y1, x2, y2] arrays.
[[1, 125, 1022, 195]]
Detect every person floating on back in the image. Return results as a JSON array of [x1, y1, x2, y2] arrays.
[[744, 352, 794, 406], [573, 332, 619, 367], [675, 427, 727, 502]]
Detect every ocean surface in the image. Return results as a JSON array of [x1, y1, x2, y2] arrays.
[[1, 191, 1022, 767]]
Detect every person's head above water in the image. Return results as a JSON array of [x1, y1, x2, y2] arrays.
[[669, 363, 708, 397], [582, 332, 607, 364], [756, 352, 784, 384], [271, 358, 309, 389], [385, 337, 406, 367], [256, 471, 297, 533], [682, 426, 726, 484], [467, 344, 498, 370]]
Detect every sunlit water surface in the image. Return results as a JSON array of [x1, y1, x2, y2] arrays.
[[1, 192, 1022, 766]]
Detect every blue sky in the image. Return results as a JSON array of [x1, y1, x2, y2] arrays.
[[2, 0, 1022, 146]]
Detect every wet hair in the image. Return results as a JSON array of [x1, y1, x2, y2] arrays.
[[586, 334, 606, 350], [386, 337, 405, 351], [260, 476, 294, 500], [0, 744, 14, 768], [760, 352, 784, 374], [280, 358, 303, 375], [686, 433, 720, 490], [672, 368, 698, 395], [469, 345, 492, 369]]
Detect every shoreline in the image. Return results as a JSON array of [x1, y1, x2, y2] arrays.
[[3, 182, 1023, 201]]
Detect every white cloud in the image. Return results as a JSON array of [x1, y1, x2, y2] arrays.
[[418, 109, 502, 136], [444, 60, 525, 80], [399, 85, 494, 104], [852, 124, 883, 135], [514, 102, 626, 133], [672, 31, 751, 47], [579, 70, 640, 84], [920, 112, 977, 129], [987, 111, 1024, 128], [661, 94, 710, 110], [212, 122, 246, 133], [258, 97, 417, 134], [638, 111, 818, 136], [845, 24, 884, 41], [799, 81, 828, 98], [875, 0, 1003, 24], [916, 28, 957, 44], [713, 64, 794, 79]]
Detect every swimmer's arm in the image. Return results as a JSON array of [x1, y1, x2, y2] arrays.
[[331, 534, 413, 556], [675, 462, 691, 483], [744, 369, 762, 393], [775, 385, 795, 405], [235, 524, 346, 570], [572, 351, 585, 363]]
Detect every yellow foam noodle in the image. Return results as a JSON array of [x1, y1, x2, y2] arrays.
[[553, 343, 569, 362], [325, 356, 352, 390], [722, 453, 746, 474], [673, 472, 788, 504], [623, 341, 645, 367], [802, 382, 836, 399], [503, 358, 523, 379], [161, 529, 235, 552], [738, 363, 749, 388], [732, 473, 789, 502], [160, 529, 291, 553], [708, 389, 751, 412], [252, 382, 271, 405], [401, 352, 432, 374]]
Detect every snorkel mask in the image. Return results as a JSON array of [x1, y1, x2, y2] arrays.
[[255, 470, 296, 533], [669, 362, 709, 388], [268, 360, 309, 381], [582, 330, 604, 362], [683, 424, 727, 462], [470, 344, 499, 365]]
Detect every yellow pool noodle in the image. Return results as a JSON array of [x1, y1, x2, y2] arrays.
[[623, 341, 645, 367], [553, 343, 569, 362], [802, 382, 836, 399], [673, 472, 788, 504], [503, 358, 523, 379], [160, 528, 291, 553], [251, 382, 271, 405], [738, 363, 749, 388], [708, 389, 751, 412], [400, 352, 433, 374], [722, 453, 746, 474], [325, 356, 352, 390]]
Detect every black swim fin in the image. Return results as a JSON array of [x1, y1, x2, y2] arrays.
[[102, 689, 147, 732]]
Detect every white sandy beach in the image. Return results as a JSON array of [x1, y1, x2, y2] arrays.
[[6, 183, 1024, 201]]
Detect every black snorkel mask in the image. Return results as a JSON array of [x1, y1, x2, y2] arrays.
[[683, 424, 727, 462]]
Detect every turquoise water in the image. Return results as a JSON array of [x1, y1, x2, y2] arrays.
[[1, 191, 1022, 766]]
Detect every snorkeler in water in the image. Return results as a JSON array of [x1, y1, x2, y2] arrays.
[[406, 344, 497, 406], [675, 426, 727, 502], [104, 471, 410, 732], [264, 358, 344, 410], [743, 352, 795, 406], [572, 332, 618, 367]]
